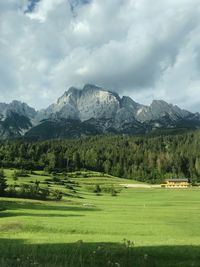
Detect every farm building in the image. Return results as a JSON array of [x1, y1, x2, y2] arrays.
[[162, 178, 189, 188]]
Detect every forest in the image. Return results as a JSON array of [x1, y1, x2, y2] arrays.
[[0, 130, 200, 184]]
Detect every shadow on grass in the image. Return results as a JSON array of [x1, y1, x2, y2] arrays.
[[0, 199, 100, 219], [0, 199, 100, 215], [0, 238, 200, 267], [0, 212, 84, 218]]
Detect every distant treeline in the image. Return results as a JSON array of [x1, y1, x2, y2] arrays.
[[0, 131, 200, 183]]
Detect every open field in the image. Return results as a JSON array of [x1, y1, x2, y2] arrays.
[[1, 170, 200, 266]]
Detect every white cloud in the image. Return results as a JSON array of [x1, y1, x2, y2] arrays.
[[0, 0, 200, 112]]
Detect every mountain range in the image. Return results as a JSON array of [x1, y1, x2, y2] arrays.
[[0, 84, 200, 139]]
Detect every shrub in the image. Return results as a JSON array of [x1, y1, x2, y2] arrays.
[[102, 185, 118, 196], [65, 185, 74, 190], [12, 171, 18, 181], [7, 184, 17, 196], [51, 190, 63, 201], [7, 182, 50, 201], [52, 176, 60, 182], [57, 181, 65, 186], [44, 178, 52, 182], [12, 169, 29, 178], [93, 184, 101, 194], [0, 169, 7, 196], [110, 187, 117, 197]]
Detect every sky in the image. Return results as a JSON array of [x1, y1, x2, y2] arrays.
[[1, 0, 200, 112]]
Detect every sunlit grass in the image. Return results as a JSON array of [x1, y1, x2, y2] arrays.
[[1, 170, 200, 266]]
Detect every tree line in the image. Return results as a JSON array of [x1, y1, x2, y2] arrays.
[[0, 131, 200, 183]]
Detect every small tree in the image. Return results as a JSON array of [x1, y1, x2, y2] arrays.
[[93, 184, 101, 194], [110, 187, 117, 197], [0, 169, 7, 196], [12, 170, 19, 181], [40, 188, 50, 200], [7, 184, 17, 197], [52, 190, 63, 201]]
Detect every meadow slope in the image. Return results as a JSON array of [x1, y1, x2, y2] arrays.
[[0, 170, 200, 267]]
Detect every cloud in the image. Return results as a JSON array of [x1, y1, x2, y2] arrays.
[[24, 0, 41, 13], [0, 0, 200, 112], [26, 0, 65, 22]]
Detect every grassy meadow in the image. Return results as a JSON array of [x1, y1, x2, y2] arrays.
[[1, 169, 200, 266]]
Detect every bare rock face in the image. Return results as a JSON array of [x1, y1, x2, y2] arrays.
[[0, 101, 36, 120], [40, 84, 191, 125], [135, 100, 190, 122], [0, 101, 36, 139], [37, 84, 121, 122], [0, 84, 199, 139], [77, 84, 120, 121]]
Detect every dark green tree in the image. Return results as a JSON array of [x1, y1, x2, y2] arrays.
[[0, 169, 7, 195], [93, 184, 101, 194]]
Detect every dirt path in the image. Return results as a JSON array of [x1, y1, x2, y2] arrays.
[[120, 184, 161, 188]]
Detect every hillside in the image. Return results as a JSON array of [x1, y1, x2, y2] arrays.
[[0, 84, 200, 139], [1, 169, 200, 267], [0, 130, 200, 184]]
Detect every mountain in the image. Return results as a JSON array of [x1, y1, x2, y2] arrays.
[[1, 84, 200, 139], [35, 84, 121, 122], [0, 101, 36, 138]]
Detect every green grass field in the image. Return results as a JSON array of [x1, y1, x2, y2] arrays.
[[1, 170, 200, 267]]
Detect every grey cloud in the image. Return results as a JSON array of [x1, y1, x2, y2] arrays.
[[0, 0, 200, 112]]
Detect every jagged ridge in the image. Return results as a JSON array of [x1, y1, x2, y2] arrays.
[[0, 84, 200, 139]]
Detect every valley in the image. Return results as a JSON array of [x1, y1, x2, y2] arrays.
[[1, 169, 200, 267], [2, 1, 200, 266]]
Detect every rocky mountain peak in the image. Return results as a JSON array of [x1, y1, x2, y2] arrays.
[[0, 100, 36, 120], [121, 96, 140, 110], [150, 99, 190, 119], [0, 84, 199, 139], [9, 100, 37, 118], [151, 99, 170, 107], [57, 87, 79, 107], [82, 84, 101, 92]]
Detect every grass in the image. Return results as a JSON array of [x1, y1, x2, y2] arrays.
[[1, 169, 200, 266]]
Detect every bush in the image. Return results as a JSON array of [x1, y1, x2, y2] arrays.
[[110, 188, 117, 197], [7, 184, 17, 195], [44, 178, 52, 182], [12, 169, 29, 178], [57, 181, 65, 186], [51, 190, 63, 201], [6, 181, 50, 201], [52, 176, 60, 182], [65, 185, 74, 190], [75, 172, 82, 176], [102, 185, 118, 196], [93, 184, 101, 194], [12, 171, 18, 181], [0, 169, 7, 196]]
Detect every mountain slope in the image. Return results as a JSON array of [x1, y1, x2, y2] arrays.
[[25, 118, 101, 139], [0, 84, 200, 139], [0, 101, 36, 139]]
